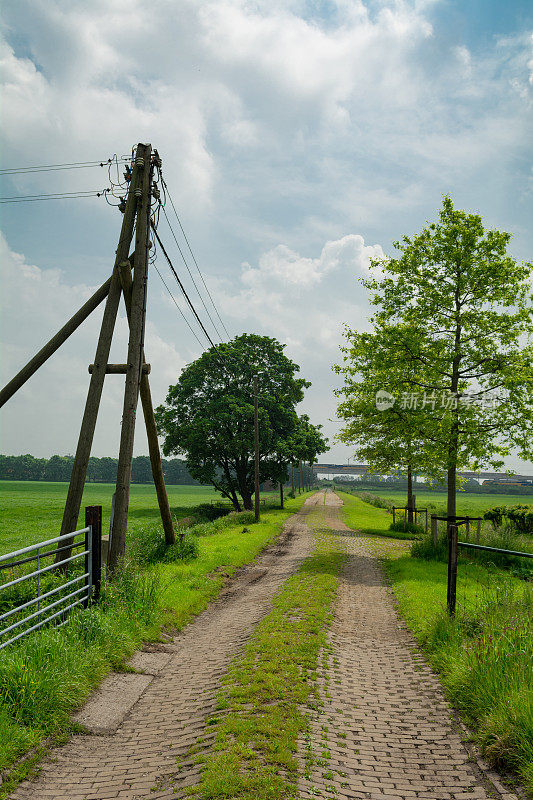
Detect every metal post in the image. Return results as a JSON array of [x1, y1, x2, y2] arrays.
[[447, 523, 458, 616], [254, 374, 260, 523]]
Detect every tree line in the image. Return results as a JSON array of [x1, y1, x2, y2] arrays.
[[0, 453, 198, 485]]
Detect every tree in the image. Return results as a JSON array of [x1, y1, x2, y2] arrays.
[[155, 334, 313, 510], [362, 196, 533, 519], [335, 325, 444, 523]]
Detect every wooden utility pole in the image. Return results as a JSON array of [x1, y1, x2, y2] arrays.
[[254, 374, 260, 523], [0, 141, 176, 569], [117, 258, 175, 546], [109, 143, 153, 572], [55, 150, 142, 565]]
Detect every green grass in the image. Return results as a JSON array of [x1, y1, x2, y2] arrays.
[[0, 491, 312, 791], [189, 512, 343, 799], [383, 553, 533, 793], [336, 490, 414, 539], [343, 487, 533, 518], [0, 481, 279, 555]]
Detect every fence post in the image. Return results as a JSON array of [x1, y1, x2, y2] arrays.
[[476, 518, 481, 545], [447, 523, 459, 616], [465, 517, 470, 541], [425, 509, 428, 535], [85, 506, 102, 602], [431, 515, 437, 547], [392, 507, 396, 525]]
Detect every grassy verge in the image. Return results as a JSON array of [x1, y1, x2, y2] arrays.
[[383, 554, 533, 793], [188, 519, 342, 799], [336, 491, 415, 540], [341, 488, 533, 518], [0, 492, 312, 792]]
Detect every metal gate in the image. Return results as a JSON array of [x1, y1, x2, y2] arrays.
[[0, 505, 102, 650]]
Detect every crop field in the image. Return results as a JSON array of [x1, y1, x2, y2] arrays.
[[0, 481, 280, 556], [340, 487, 532, 518]]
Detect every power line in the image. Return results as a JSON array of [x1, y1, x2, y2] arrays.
[[152, 262, 206, 350], [0, 158, 129, 175], [162, 179, 231, 339], [0, 189, 107, 203], [151, 223, 216, 349], [160, 205, 224, 343]]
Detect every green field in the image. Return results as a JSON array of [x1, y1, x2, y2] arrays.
[[0, 481, 280, 556], [340, 487, 533, 517]]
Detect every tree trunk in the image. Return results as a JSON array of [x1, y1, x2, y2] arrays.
[[280, 481, 284, 509], [229, 488, 241, 511], [407, 464, 414, 525], [241, 490, 253, 511], [447, 418, 458, 521]]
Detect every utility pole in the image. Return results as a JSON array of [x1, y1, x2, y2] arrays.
[[254, 374, 260, 523], [55, 147, 141, 565], [254, 375, 259, 522], [109, 143, 152, 572]]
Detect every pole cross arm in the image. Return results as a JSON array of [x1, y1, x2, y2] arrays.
[[88, 364, 151, 374]]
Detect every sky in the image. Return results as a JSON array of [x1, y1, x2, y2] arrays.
[[0, 0, 532, 472]]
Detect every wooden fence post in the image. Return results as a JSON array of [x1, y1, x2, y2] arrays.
[[85, 506, 102, 602], [476, 518, 481, 544], [392, 507, 396, 525], [465, 517, 470, 541]]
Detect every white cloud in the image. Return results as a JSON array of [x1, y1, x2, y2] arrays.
[[0, 233, 185, 457]]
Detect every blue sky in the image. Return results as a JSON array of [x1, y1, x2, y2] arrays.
[[0, 0, 532, 470]]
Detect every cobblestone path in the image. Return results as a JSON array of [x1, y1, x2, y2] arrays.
[[10, 501, 319, 800], [10, 492, 521, 800], [298, 492, 520, 800]]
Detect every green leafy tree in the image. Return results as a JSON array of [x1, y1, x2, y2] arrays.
[[335, 324, 444, 523], [363, 196, 533, 519], [155, 334, 312, 510]]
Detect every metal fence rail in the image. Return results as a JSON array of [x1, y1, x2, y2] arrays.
[[446, 518, 533, 616], [0, 505, 102, 650]]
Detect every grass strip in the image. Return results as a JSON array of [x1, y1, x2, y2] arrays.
[[383, 554, 533, 794], [0, 493, 312, 793], [336, 491, 415, 540], [189, 524, 343, 799]]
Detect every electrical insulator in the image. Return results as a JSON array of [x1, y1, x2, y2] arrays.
[[134, 188, 142, 198], [152, 186, 160, 200], [135, 157, 144, 168]]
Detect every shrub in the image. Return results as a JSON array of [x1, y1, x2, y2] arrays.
[[484, 504, 533, 534], [128, 523, 199, 566], [355, 491, 393, 511], [389, 520, 425, 536]]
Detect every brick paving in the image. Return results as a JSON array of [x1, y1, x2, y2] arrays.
[[9, 503, 317, 800], [298, 492, 520, 800], [8, 491, 523, 800]]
